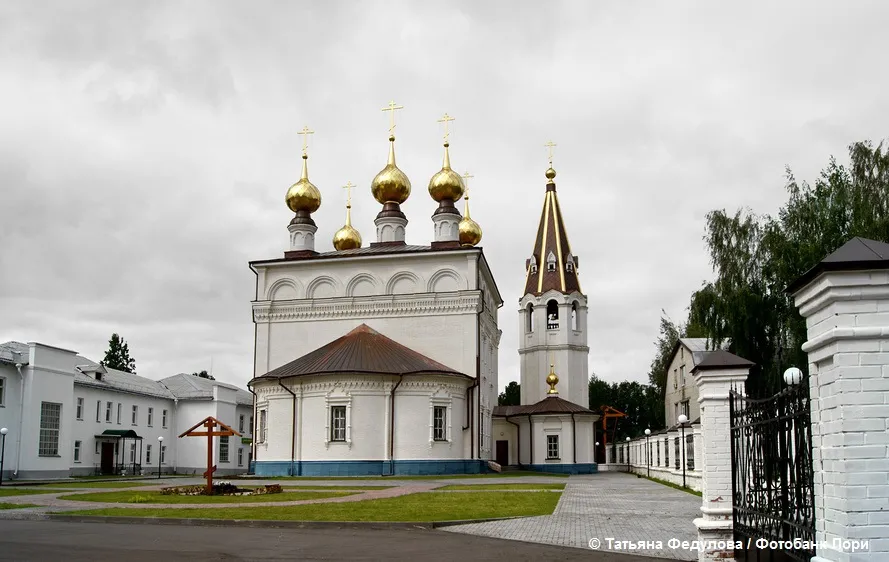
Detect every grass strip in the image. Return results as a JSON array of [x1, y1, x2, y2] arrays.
[[281, 485, 392, 490], [0, 489, 48, 498], [262, 472, 568, 481], [0, 502, 39, 510], [61, 490, 561, 521], [42, 482, 156, 489], [58, 490, 355, 504], [435, 483, 565, 491], [637, 474, 702, 497]]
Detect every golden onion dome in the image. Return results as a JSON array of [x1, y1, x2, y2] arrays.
[[458, 195, 482, 247], [333, 206, 362, 251], [371, 135, 411, 204], [285, 154, 322, 213], [545, 364, 559, 394], [428, 142, 465, 202]]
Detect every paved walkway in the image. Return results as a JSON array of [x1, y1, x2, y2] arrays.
[[442, 472, 701, 560]]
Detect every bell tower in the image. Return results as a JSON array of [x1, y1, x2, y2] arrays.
[[518, 146, 590, 407]]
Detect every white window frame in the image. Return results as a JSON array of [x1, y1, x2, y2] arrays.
[[129, 443, 136, 463], [257, 408, 268, 444], [249, 415, 254, 436], [131, 405, 138, 425], [330, 406, 347, 442], [75, 397, 83, 420], [105, 401, 112, 423], [73, 440, 81, 463], [147, 407, 153, 427], [117, 403, 121, 424], [219, 436, 230, 463], [162, 409, 168, 428], [324, 394, 352, 448], [96, 400, 101, 422], [237, 447, 243, 467], [239, 414, 245, 433], [146, 444, 152, 464], [546, 434, 560, 460], [95, 441, 100, 455], [429, 397, 452, 444], [0, 376, 5, 406], [38, 402, 62, 457], [160, 445, 167, 464]]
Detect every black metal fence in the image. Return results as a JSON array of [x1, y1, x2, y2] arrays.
[[729, 378, 815, 562]]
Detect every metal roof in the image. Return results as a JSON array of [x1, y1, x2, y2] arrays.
[[159, 373, 253, 405], [74, 359, 176, 399], [786, 237, 889, 293], [251, 323, 465, 382], [0, 341, 29, 365], [691, 350, 755, 372], [523, 179, 582, 296], [493, 395, 595, 417]]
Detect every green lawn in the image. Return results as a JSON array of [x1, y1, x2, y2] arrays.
[[62, 491, 561, 521], [59, 490, 355, 504], [0, 502, 39, 510], [436, 483, 566, 491], [42, 482, 156, 489], [264, 472, 568, 481], [282, 485, 392, 490], [0, 489, 48, 498]]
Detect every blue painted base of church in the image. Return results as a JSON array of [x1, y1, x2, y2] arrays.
[[251, 459, 491, 477], [526, 463, 598, 475]]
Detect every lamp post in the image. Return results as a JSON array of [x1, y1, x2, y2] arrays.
[[677, 414, 688, 488], [0, 428, 8, 487], [625, 436, 631, 473], [595, 441, 600, 464], [644, 428, 651, 477], [157, 436, 164, 479]]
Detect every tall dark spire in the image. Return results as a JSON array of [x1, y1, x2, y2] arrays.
[[522, 167, 581, 295]]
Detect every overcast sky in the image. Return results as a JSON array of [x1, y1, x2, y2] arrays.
[[1, 1, 887, 391]]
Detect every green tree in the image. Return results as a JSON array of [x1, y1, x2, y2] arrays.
[[688, 140, 889, 397], [192, 370, 215, 380], [498, 381, 521, 406], [101, 333, 136, 374], [647, 312, 681, 395]]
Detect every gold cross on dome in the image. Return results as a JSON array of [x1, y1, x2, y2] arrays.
[[437, 113, 455, 142], [544, 140, 557, 166], [342, 181, 355, 207], [381, 100, 404, 134], [461, 171, 474, 198], [298, 126, 314, 155]]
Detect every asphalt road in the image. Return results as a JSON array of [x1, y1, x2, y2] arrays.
[[0, 520, 658, 561]]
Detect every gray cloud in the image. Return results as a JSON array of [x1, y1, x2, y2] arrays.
[[2, 0, 887, 390]]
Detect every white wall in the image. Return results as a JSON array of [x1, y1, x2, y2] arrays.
[[663, 343, 701, 428], [624, 427, 703, 492], [0, 363, 22, 478]]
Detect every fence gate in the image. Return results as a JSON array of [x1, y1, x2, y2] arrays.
[[729, 378, 815, 562]]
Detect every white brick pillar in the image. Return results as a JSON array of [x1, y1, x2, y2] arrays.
[[692, 356, 751, 562], [791, 243, 889, 562]]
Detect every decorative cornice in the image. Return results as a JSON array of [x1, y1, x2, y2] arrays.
[[254, 293, 482, 322], [518, 344, 590, 355], [802, 326, 889, 364]]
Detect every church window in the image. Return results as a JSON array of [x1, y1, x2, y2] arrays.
[[546, 251, 556, 272], [38, 402, 61, 457], [219, 436, 230, 463], [570, 302, 578, 331], [546, 300, 559, 329], [546, 435, 560, 460], [258, 409, 268, 443], [566, 254, 575, 272], [526, 303, 534, 333], [330, 406, 346, 441], [433, 407, 446, 441], [529, 255, 537, 274]]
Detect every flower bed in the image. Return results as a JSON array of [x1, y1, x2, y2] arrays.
[[160, 482, 283, 496]]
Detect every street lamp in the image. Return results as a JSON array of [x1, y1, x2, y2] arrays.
[[0, 428, 8, 487], [157, 436, 164, 479], [644, 428, 651, 477], [625, 436, 631, 473], [677, 414, 688, 488], [784, 367, 803, 386], [595, 442, 600, 464]]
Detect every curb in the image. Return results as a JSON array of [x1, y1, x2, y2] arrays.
[[46, 514, 524, 530]]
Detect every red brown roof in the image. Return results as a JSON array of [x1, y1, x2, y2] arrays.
[[523, 178, 582, 296], [251, 324, 465, 381], [493, 395, 595, 417], [690, 350, 755, 372]]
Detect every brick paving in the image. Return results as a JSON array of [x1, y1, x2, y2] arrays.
[[442, 472, 701, 560]]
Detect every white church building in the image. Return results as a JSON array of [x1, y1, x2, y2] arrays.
[[0, 340, 253, 480], [247, 117, 503, 476]]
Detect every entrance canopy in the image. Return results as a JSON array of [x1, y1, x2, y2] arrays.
[[95, 429, 143, 439]]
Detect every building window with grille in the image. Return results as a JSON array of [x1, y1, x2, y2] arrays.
[[239, 414, 245, 433], [73, 440, 81, 463], [686, 434, 695, 471], [162, 409, 168, 428], [433, 406, 446, 441], [219, 436, 229, 463], [105, 401, 112, 422], [258, 410, 267, 443], [131, 405, 138, 425], [546, 435, 560, 460], [146, 444, 152, 465], [330, 406, 346, 442], [237, 447, 244, 467], [38, 402, 62, 456], [75, 397, 83, 420], [148, 407, 154, 427]]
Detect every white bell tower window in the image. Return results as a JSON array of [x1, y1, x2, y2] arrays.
[[546, 251, 556, 272], [566, 254, 575, 272], [529, 255, 537, 274], [526, 303, 534, 333], [546, 300, 559, 329]]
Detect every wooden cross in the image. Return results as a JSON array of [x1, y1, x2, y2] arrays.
[[437, 113, 455, 143], [298, 126, 314, 155], [179, 416, 241, 494], [461, 171, 474, 199], [381, 100, 404, 134], [544, 140, 557, 166], [343, 181, 355, 207]]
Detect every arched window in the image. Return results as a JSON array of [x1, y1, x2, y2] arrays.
[[546, 300, 559, 329], [526, 303, 534, 333], [529, 255, 538, 275], [546, 251, 556, 272], [571, 301, 579, 331], [566, 254, 575, 272]]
